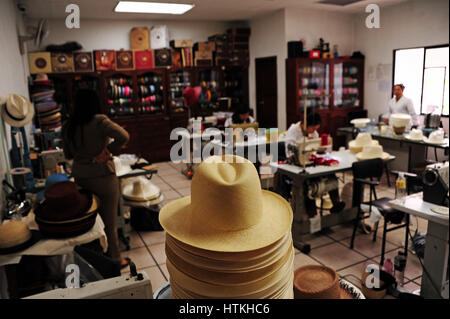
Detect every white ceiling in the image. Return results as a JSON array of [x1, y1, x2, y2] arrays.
[[20, 0, 408, 21]]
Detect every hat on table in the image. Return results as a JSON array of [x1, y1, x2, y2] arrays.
[[405, 128, 426, 141], [294, 265, 365, 299], [160, 155, 294, 299], [425, 130, 446, 145], [36, 173, 70, 201], [356, 145, 390, 161], [348, 132, 379, 154], [122, 177, 164, 207], [0, 94, 35, 127], [0, 221, 41, 255], [33, 181, 99, 238]]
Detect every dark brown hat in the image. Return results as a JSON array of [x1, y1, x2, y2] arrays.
[[35, 181, 92, 221]]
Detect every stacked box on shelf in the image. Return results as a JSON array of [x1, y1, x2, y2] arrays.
[[227, 28, 250, 67], [194, 42, 215, 67], [208, 34, 232, 66], [170, 40, 194, 68]]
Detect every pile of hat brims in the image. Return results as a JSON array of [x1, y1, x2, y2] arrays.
[[30, 74, 62, 131], [166, 231, 294, 299]]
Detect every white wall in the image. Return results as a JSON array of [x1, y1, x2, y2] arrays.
[[249, 9, 287, 130], [0, 0, 31, 215], [26, 18, 234, 52], [354, 0, 449, 121], [284, 8, 355, 56], [249, 8, 356, 131]]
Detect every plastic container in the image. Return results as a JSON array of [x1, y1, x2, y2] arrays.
[[395, 173, 407, 199]]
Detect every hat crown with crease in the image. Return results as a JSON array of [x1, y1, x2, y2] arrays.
[[191, 155, 263, 231], [6, 95, 30, 119]]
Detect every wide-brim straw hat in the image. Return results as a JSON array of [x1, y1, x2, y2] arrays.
[[0, 94, 35, 127], [159, 155, 293, 252], [122, 177, 162, 202], [0, 221, 41, 255], [294, 265, 364, 299], [349, 133, 379, 154], [356, 145, 390, 161]]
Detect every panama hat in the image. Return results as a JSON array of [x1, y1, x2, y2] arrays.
[[159, 155, 293, 252], [294, 265, 365, 299], [405, 128, 426, 141], [0, 221, 41, 255], [424, 130, 446, 145], [0, 94, 35, 127], [356, 145, 390, 161], [348, 132, 379, 154]]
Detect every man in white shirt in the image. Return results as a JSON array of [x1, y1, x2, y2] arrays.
[[277, 112, 345, 216], [284, 112, 321, 158], [386, 84, 419, 127], [224, 105, 255, 128]]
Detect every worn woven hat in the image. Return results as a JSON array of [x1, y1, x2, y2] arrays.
[[356, 144, 390, 161], [159, 155, 293, 252], [0, 94, 35, 127], [294, 265, 365, 299], [0, 221, 41, 255]]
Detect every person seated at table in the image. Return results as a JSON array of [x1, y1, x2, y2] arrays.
[[276, 111, 345, 216], [224, 105, 255, 127], [385, 84, 419, 128]]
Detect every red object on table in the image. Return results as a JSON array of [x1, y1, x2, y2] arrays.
[[309, 50, 321, 58], [321, 134, 329, 146]]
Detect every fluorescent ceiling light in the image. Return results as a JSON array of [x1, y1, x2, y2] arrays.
[[114, 1, 194, 15]]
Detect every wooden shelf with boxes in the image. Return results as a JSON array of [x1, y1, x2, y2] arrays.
[[286, 57, 366, 149]]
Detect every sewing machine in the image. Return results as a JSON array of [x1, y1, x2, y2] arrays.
[[39, 149, 66, 175], [290, 136, 333, 167], [423, 162, 449, 206]]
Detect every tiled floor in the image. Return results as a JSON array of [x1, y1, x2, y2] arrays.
[[120, 163, 427, 297]]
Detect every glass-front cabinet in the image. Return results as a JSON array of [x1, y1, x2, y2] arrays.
[[105, 74, 134, 117], [333, 62, 363, 108], [298, 62, 330, 113], [137, 72, 165, 115]]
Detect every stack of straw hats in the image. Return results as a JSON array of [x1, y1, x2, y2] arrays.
[[348, 132, 379, 154], [159, 155, 294, 299], [30, 74, 62, 131]]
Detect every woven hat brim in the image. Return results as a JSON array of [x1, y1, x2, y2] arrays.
[[159, 190, 293, 252], [405, 135, 426, 141], [424, 138, 446, 145], [356, 152, 390, 161], [0, 230, 41, 255]]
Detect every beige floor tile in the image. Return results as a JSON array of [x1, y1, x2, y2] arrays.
[[128, 231, 145, 249], [327, 223, 357, 241], [153, 181, 172, 191], [149, 243, 167, 264], [343, 233, 397, 259], [140, 230, 166, 246], [301, 233, 334, 249], [121, 247, 156, 269], [377, 226, 409, 248], [160, 263, 170, 279], [293, 252, 320, 271], [154, 162, 175, 170], [402, 281, 421, 294], [169, 180, 191, 189], [169, 162, 186, 170], [177, 187, 191, 197], [157, 167, 180, 177], [310, 242, 366, 270], [161, 174, 189, 183], [140, 265, 169, 293], [162, 190, 182, 201]]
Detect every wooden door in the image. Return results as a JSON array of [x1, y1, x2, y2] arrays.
[[255, 57, 278, 128]]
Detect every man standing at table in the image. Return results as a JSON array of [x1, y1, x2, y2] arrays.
[[386, 84, 419, 128]]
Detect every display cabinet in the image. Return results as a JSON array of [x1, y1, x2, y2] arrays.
[[286, 57, 365, 149]]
